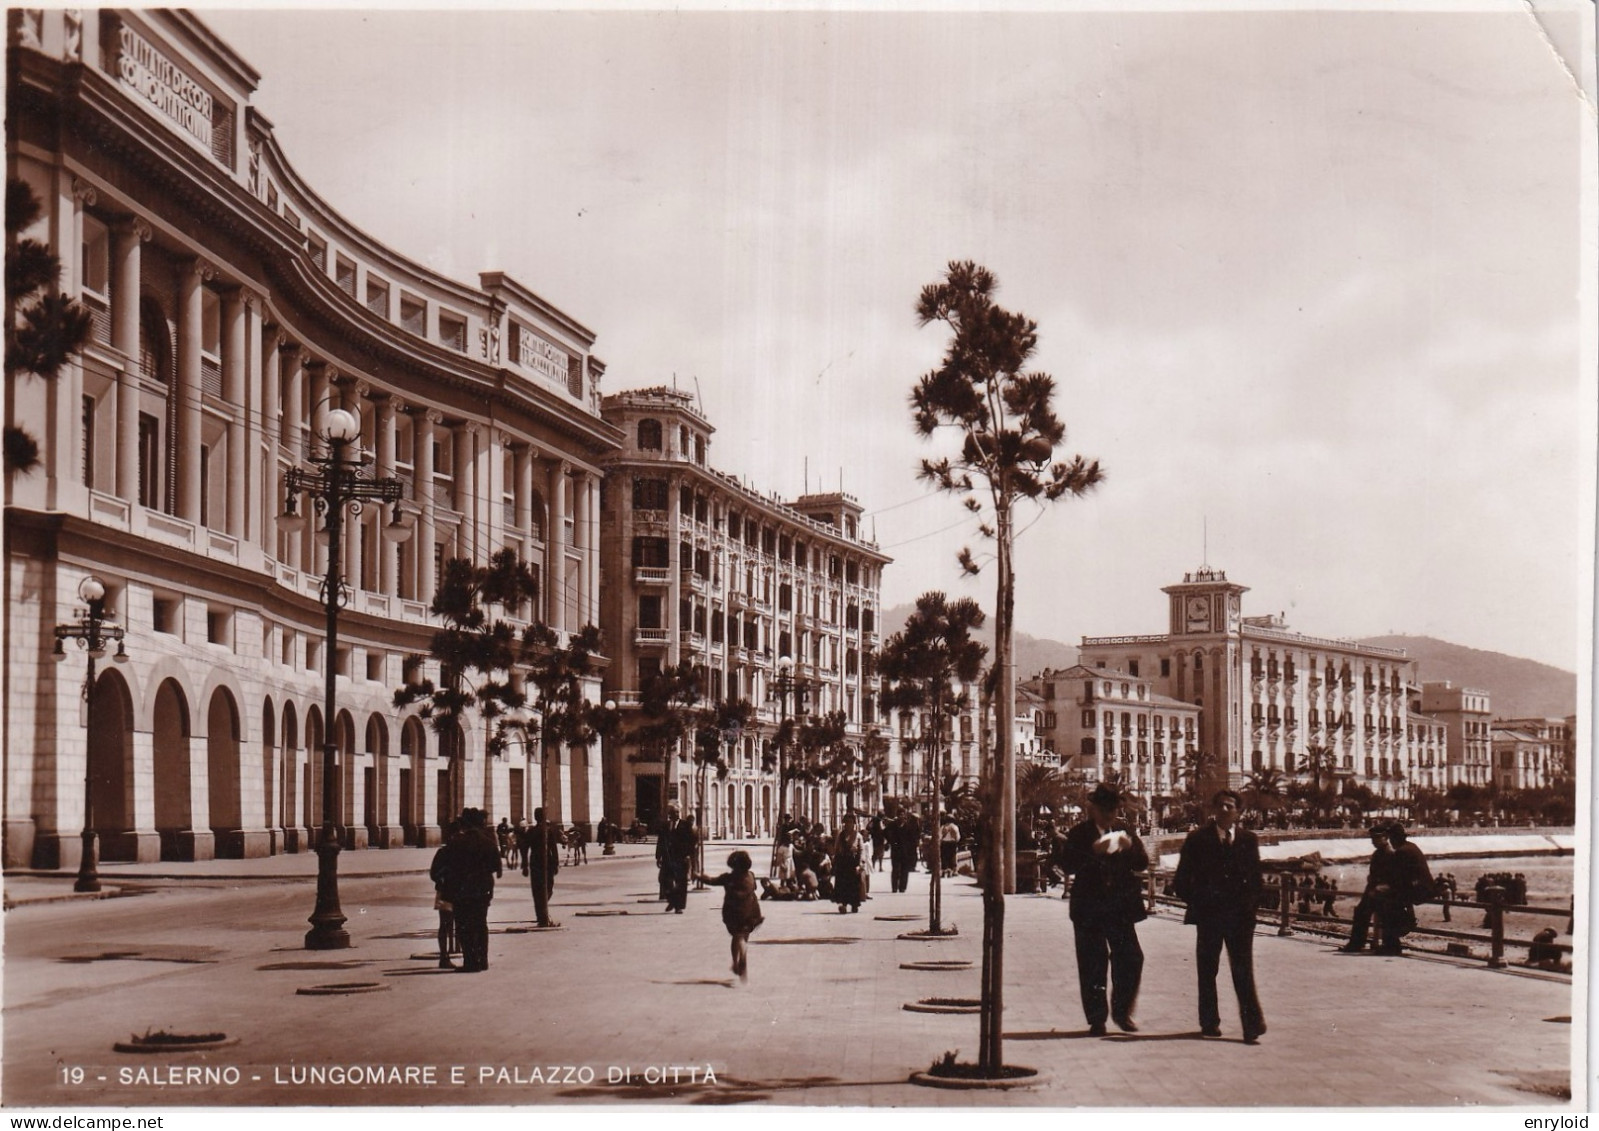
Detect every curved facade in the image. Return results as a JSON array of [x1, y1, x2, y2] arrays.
[[5, 10, 621, 867]]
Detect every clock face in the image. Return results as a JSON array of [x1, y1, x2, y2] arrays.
[[1185, 596, 1211, 631]]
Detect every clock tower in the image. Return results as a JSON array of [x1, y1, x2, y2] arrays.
[[1161, 566, 1250, 793], [1164, 566, 1248, 638]]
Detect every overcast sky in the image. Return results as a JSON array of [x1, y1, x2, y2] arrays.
[[202, 3, 1594, 673]]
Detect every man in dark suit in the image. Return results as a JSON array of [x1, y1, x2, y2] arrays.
[[1174, 789, 1267, 1043], [1060, 783, 1149, 1035], [656, 805, 696, 913], [520, 807, 561, 928]]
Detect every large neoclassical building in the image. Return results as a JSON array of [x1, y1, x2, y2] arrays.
[[5, 10, 620, 866], [597, 387, 893, 833]]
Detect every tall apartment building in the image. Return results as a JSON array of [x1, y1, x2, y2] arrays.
[[1078, 565, 1423, 803], [5, 10, 618, 868], [597, 388, 891, 834], [1415, 683, 1494, 788]]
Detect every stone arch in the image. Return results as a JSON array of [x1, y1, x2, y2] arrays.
[[304, 704, 324, 834], [335, 709, 357, 844], [281, 701, 301, 843], [400, 715, 427, 844], [153, 678, 193, 861], [88, 666, 137, 861], [362, 713, 388, 842], [261, 697, 277, 849], [206, 686, 243, 856]]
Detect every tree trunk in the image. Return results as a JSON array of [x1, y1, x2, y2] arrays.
[[978, 494, 1014, 1074], [929, 730, 943, 935]]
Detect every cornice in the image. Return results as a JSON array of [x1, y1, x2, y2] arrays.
[[31, 51, 624, 462]]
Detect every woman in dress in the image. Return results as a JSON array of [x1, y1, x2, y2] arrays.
[[832, 815, 865, 914], [772, 830, 796, 891]]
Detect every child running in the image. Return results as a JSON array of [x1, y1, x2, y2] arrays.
[[699, 849, 764, 982]]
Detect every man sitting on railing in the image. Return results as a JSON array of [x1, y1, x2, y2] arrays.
[[1338, 825, 1398, 954]]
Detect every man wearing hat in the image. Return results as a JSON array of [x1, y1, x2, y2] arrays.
[[1173, 789, 1266, 1042], [1060, 782, 1150, 1035]]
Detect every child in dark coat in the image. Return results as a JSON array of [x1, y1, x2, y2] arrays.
[[699, 850, 764, 981]]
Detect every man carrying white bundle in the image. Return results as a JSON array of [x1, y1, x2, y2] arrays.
[[1060, 783, 1150, 1035]]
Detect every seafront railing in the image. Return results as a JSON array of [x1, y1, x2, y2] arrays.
[[1132, 869, 1574, 973]]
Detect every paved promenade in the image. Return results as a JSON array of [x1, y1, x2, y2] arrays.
[[2, 843, 1579, 1109]]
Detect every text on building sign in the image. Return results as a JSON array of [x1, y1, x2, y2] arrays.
[[117, 25, 214, 149]]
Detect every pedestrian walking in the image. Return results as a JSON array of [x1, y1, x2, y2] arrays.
[[889, 811, 918, 893], [521, 807, 561, 928], [1173, 789, 1267, 1043], [1060, 783, 1149, 1035], [444, 808, 502, 973], [868, 810, 888, 873], [429, 820, 462, 969], [832, 814, 865, 914], [657, 805, 696, 912], [940, 817, 960, 877], [699, 849, 765, 982]]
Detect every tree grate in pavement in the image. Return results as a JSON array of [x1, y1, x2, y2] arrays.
[[903, 997, 981, 1014], [113, 1031, 238, 1054], [259, 960, 370, 971], [295, 982, 391, 996], [753, 937, 859, 945]]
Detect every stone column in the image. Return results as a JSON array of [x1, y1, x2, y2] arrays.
[[375, 396, 398, 597], [110, 219, 149, 503], [453, 422, 475, 561], [546, 460, 569, 634], [282, 348, 306, 572], [415, 410, 439, 601], [516, 444, 537, 579], [245, 295, 266, 551], [222, 289, 247, 536], [586, 473, 601, 627], [263, 332, 286, 561], [175, 258, 212, 523]]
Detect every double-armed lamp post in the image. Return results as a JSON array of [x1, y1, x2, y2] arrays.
[[767, 654, 809, 823], [281, 407, 410, 950], [53, 574, 129, 893]]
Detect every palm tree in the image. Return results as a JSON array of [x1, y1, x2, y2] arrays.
[[1017, 762, 1067, 840], [878, 591, 987, 938], [911, 261, 1103, 1076], [1240, 768, 1287, 827], [394, 550, 540, 821]]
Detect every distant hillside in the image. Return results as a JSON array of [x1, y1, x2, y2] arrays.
[[1358, 635, 1577, 721], [880, 602, 1079, 677]]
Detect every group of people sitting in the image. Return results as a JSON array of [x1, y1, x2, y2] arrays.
[[764, 813, 870, 912]]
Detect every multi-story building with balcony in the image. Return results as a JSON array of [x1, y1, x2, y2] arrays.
[[1022, 665, 1197, 810], [5, 10, 619, 867], [1078, 565, 1422, 803], [596, 387, 891, 834], [1490, 716, 1568, 791], [1414, 682, 1494, 788]]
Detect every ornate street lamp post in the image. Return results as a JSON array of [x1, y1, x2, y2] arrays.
[[53, 574, 129, 893], [281, 407, 410, 950], [767, 655, 810, 825]]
